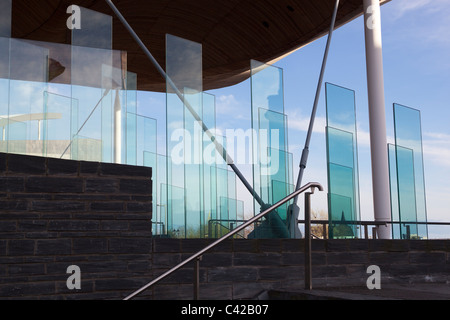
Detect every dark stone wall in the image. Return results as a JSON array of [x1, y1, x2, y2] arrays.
[[0, 153, 153, 300], [148, 238, 450, 300]]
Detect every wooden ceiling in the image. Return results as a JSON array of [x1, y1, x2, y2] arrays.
[[11, 0, 389, 92]]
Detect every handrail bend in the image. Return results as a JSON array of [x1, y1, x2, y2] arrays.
[[124, 182, 323, 300]]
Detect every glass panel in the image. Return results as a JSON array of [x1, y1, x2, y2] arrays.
[[271, 180, 295, 222], [9, 39, 49, 82], [162, 184, 185, 238], [328, 194, 355, 239], [0, 0, 11, 38], [71, 134, 102, 162], [202, 93, 216, 238], [137, 115, 157, 166], [5, 118, 27, 154], [156, 154, 168, 237], [325, 83, 357, 131], [71, 7, 112, 50], [144, 151, 158, 234], [325, 83, 361, 239], [251, 60, 284, 114], [7, 39, 49, 156], [250, 60, 291, 239], [166, 34, 203, 238], [43, 92, 79, 159], [0, 37, 9, 154], [395, 145, 418, 239], [184, 90, 203, 238], [393, 103, 428, 239], [327, 163, 357, 238], [101, 65, 124, 163], [388, 144, 401, 239], [126, 112, 137, 165], [0, 37, 10, 78], [70, 8, 115, 163], [327, 127, 354, 168], [251, 61, 285, 214]]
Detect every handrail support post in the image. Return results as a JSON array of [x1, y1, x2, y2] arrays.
[[304, 191, 313, 290], [193, 256, 202, 300]]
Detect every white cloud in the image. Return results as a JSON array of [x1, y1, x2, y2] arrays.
[[216, 94, 244, 115], [286, 110, 326, 134], [389, 0, 443, 18], [423, 132, 450, 168]]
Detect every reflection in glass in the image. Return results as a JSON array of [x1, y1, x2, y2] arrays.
[[328, 193, 355, 239], [43, 92, 79, 159], [325, 83, 360, 238], [250, 60, 291, 238], [388, 144, 401, 239], [166, 34, 203, 238], [0, 0, 11, 38], [392, 103, 428, 239], [71, 7, 112, 50]]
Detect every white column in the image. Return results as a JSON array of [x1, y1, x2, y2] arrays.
[[363, 0, 391, 239], [113, 89, 122, 164]]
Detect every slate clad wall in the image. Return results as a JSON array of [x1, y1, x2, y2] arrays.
[[0, 153, 153, 300], [149, 239, 450, 300]]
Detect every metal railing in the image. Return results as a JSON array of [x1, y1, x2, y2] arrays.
[[298, 220, 450, 240], [298, 219, 388, 239], [124, 182, 323, 300]]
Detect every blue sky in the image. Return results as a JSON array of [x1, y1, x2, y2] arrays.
[[134, 0, 450, 237]]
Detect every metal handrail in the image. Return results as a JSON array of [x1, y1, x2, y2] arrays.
[[124, 182, 323, 300]]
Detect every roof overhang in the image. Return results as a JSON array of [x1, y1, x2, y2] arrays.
[[11, 0, 390, 91]]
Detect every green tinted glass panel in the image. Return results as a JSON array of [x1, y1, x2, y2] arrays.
[[325, 83, 360, 239], [251, 61, 285, 213], [328, 194, 355, 239], [388, 144, 401, 239], [271, 180, 294, 221], [325, 83, 357, 131], [396, 145, 418, 239], [250, 60, 290, 239], [327, 127, 354, 168], [393, 103, 428, 239]]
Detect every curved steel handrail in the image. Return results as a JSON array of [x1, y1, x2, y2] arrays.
[[124, 182, 323, 300]]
